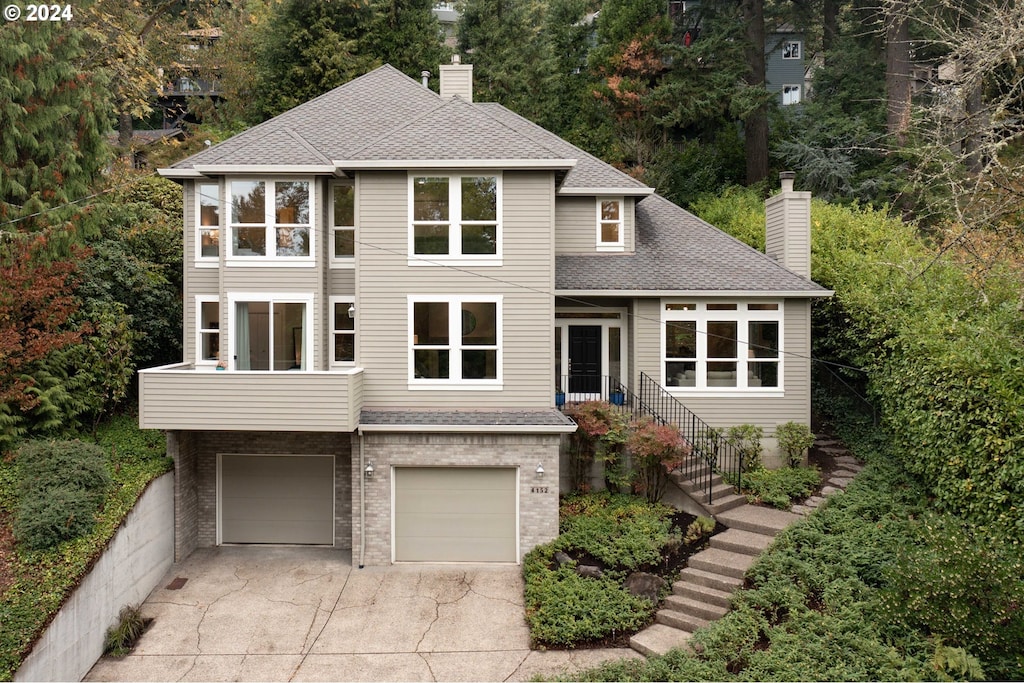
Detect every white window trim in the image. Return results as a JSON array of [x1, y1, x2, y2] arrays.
[[407, 173, 503, 266], [782, 84, 801, 106], [329, 179, 356, 269], [329, 295, 356, 367], [662, 300, 784, 396], [596, 197, 625, 252], [225, 178, 315, 266], [407, 294, 503, 389], [195, 295, 220, 368], [553, 308, 629, 396], [195, 181, 221, 268], [226, 291, 314, 371], [782, 41, 801, 60]]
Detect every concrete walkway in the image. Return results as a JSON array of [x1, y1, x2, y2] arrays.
[[85, 546, 640, 682]]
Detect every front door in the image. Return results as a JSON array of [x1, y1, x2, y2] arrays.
[[568, 325, 602, 393]]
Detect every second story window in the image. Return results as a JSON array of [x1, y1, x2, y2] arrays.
[[409, 174, 500, 263], [197, 183, 220, 262], [783, 41, 801, 59], [597, 198, 624, 251], [330, 297, 356, 365], [228, 179, 313, 261], [197, 297, 220, 365], [331, 182, 355, 265], [409, 296, 502, 385]]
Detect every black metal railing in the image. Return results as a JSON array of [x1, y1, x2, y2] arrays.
[[555, 372, 743, 503]]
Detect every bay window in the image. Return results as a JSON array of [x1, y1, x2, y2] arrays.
[[409, 296, 501, 385], [409, 174, 500, 262], [228, 179, 313, 260], [663, 301, 781, 390]]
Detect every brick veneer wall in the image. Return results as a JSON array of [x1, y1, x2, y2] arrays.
[[174, 431, 353, 554], [352, 432, 561, 567]]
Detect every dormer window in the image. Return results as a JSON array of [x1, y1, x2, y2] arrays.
[[409, 173, 501, 264], [597, 198, 624, 251], [227, 179, 314, 263]]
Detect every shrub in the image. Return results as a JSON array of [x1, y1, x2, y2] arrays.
[[13, 439, 111, 550], [776, 422, 815, 467], [558, 492, 677, 573], [684, 516, 716, 545], [880, 513, 1024, 678], [736, 466, 822, 509], [626, 417, 691, 503], [564, 401, 631, 492], [725, 424, 763, 472]]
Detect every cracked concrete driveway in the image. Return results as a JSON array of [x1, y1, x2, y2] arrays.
[[85, 546, 640, 682]]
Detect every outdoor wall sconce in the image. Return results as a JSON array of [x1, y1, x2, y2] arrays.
[[348, 304, 356, 319], [364, 462, 375, 478], [536, 463, 544, 477]]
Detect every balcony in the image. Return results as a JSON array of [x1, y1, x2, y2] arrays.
[[139, 364, 363, 432]]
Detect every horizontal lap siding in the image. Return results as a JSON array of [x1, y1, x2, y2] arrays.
[[555, 196, 634, 254], [357, 171, 554, 408], [633, 298, 811, 434], [139, 372, 361, 431]]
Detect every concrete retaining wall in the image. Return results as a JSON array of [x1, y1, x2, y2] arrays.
[[14, 473, 174, 682]]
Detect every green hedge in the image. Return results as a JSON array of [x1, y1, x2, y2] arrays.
[[693, 188, 1024, 538]]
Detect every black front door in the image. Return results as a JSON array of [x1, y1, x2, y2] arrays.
[[568, 326, 601, 393]]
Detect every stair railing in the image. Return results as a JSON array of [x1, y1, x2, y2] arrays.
[[555, 373, 742, 503]]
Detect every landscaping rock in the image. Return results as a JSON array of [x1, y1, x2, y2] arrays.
[[820, 485, 841, 496], [623, 572, 665, 603], [790, 504, 813, 516], [554, 551, 573, 566], [576, 564, 603, 579], [805, 495, 825, 507], [828, 476, 855, 488]]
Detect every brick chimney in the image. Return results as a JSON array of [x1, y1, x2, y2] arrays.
[[439, 54, 473, 102], [765, 171, 811, 278]]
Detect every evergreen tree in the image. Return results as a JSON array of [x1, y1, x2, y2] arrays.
[[0, 22, 110, 233], [361, 0, 450, 80]]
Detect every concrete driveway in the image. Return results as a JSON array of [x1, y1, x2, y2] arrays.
[[85, 546, 640, 682]]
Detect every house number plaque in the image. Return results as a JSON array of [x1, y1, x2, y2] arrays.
[[530, 486, 549, 494]]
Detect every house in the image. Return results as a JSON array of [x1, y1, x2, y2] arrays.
[[155, 27, 224, 130], [142, 60, 830, 567]]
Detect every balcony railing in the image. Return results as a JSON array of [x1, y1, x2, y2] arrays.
[[556, 373, 742, 503], [138, 364, 363, 432]]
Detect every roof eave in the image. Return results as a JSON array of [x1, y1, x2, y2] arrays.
[[160, 165, 341, 177], [558, 186, 655, 197], [555, 288, 835, 298]]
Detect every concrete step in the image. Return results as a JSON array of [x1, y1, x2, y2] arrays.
[[691, 482, 736, 503], [629, 623, 694, 657], [705, 493, 748, 515], [670, 470, 722, 492], [716, 505, 803, 536], [678, 567, 744, 594], [663, 594, 730, 621], [688, 547, 756, 579], [710, 528, 774, 556], [813, 438, 843, 448], [656, 607, 708, 632], [671, 467, 719, 488], [673, 580, 735, 609]]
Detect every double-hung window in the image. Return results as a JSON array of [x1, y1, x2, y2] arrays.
[[409, 295, 502, 386], [783, 41, 801, 60], [196, 182, 220, 264], [330, 296, 356, 365], [228, 179, 313, 261], [596, 198, 624, 251], [331, 182, 355, 266], [663, 301, 782, 391], [409, 174, 500, 263]]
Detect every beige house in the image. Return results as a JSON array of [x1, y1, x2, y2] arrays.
[[142, 62, 830, 566]]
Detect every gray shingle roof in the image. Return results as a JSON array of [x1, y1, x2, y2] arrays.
[[359, 409, 576, 428], [556, 194, 829, 294]]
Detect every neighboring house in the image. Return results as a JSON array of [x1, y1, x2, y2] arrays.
[[156, 27, 224, 130], [142, 60, 830, 567]]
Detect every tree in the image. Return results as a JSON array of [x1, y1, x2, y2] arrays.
[[362, 0, 449, 80], [0, 22, 110, 233], [741, 0, 770, 185]]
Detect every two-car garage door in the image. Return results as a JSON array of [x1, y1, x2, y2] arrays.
[[394, 467, 517, 563]]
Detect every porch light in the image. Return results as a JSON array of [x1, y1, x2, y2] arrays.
[[364, 462, 375, 478], [536, 463, 544, 477]]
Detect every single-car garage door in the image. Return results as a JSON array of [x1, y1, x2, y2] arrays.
[[220, 454, 334, 545], [394, 467, 517, 562]]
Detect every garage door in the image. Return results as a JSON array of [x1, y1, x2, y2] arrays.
[[220, 454, 334, 545], [394, 467, 517, 562]]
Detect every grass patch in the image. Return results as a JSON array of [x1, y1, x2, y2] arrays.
[[0, 414, 171, 680], [525, 492, 718, 649]]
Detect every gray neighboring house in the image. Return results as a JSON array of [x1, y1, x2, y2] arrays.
[[141, 61, 830, 567]]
